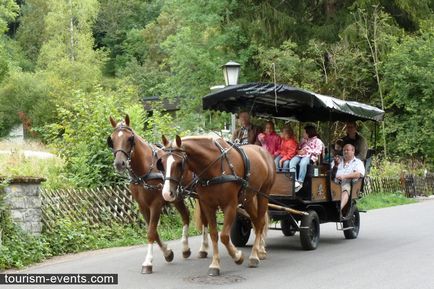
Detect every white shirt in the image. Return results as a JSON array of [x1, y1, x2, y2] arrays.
[[331, 156, 365, 181]]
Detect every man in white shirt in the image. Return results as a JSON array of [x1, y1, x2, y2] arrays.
[[331, 144, 365, 219]]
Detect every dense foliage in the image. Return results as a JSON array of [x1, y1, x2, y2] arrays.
[[0, 0, 433, 187]]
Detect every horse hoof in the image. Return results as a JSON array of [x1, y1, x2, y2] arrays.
[[258, 252, 267, 260], [208, 268, 220, 276], [165, 250, 174, 262], [198, 251, 208, 258], [183, 248, 191, 259], [235, 252, 244, 265], [248, 257, 259, 268], [141, 265, 152, 274]]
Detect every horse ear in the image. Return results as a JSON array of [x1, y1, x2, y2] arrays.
[[175, 135, 182, 147], [125, 114, 130, 126], [162, 135, 169, 146], [109, 116, 117, 128]]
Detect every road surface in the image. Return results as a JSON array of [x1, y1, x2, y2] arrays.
[[3, 199, 434, 289]]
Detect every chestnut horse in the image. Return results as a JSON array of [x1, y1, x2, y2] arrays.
[[159, 135, 275, 276], [107, 116, 209, 274]]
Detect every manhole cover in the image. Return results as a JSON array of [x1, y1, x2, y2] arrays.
[[184, 274, 245, 285]]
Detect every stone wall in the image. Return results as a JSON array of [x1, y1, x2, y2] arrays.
[[1, 177, 45, 235]]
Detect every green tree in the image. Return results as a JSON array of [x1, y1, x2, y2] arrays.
[[93, 0, 163, 75], [382, 22, 434, 165], [15, 0, 49, 65], [0, 0, 19, 35]]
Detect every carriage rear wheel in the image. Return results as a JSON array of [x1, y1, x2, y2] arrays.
[[300, 210, 320, 250], [281, 217, 296, 236], [343, 206, 360, 239], [230, 215, 252, 247]]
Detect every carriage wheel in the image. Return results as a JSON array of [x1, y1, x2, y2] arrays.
[[343, 206, 360, 239], [230, 215, 252, 247], [300, 210, 320, 250], [280, 217, 296, 236]]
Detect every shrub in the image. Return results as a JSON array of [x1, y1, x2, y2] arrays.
[[40, 87, 144, 188]]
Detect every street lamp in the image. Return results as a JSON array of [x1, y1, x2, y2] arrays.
[[221, 61, 241, 133], [222, 61, 240, 86]]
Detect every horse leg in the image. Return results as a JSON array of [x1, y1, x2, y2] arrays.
[[202, 204, 220, 276], [220, 204, 244, 265], [136, 203, 155, 274], [255, 195, 270, 262], [151, 205, 174, 263], [173, 199, 191, 258], [244, 195, 264, 267], [194, 199, 209, 258], [198, 225, 209, 258]]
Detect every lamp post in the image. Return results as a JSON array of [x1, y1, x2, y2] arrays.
[[222, 61, 240, 133], [222, 61, 240, 86]]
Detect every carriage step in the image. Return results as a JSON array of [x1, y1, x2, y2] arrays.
[[335, 222, 354, 231]]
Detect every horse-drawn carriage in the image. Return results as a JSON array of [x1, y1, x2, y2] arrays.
[[202, 83, 385, 250], [107, 83, 384, 276]]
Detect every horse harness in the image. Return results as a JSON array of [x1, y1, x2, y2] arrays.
[[162, 139, 255, 202], [108, 125, 163, 190]]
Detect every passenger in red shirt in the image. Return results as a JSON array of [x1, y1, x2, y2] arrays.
[[274, 126, 298, 172], [257, 121, 281, 156]]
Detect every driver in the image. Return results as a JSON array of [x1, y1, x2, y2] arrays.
[[232, 111, 259, 145], [341, 121, 368, 161]]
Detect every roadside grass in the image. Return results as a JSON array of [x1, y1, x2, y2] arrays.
[[0, 141, 69, 190], [0, 140, 49, 152], [358, 192, 417, 211], [0, 207, 201, 270]]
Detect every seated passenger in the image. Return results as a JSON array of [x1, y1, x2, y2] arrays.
[[232, 111, 259, 145], [289, 125, 324, 192], [324, 138, 344, 163], [341, 121, 368, 160], [331, 144, 365, 219], [274, 126, 298, 172], [257, 121, 281, 155]]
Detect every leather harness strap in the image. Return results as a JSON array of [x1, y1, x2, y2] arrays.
[[196, 140, 250, 192]]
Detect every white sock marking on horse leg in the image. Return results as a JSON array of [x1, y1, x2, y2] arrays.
[[142, 243, 153, 267], [235, 249, 243, 261], [160, 243, 171, 258], [182, 224, 189, 252], [199, 226, 209, 253]]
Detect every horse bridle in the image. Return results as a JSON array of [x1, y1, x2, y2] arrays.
[[108, 125, 163, 188], [158, 147, 188, 198], [107, 125, 135, 161]]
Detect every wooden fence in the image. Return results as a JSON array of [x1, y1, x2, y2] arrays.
[[41, 184, 146, 230], [363, 174, 434, 197], [41, 175, 432, 230]]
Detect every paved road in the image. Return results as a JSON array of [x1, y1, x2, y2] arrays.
[[3, 199, 434, 289]]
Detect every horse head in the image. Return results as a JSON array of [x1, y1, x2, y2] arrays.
[[108, 115, 135, 173], [159, 135, 187, 202]]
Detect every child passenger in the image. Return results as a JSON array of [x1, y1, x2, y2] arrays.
[[257, 121, 281, 155], [274, 126, 298, 172]]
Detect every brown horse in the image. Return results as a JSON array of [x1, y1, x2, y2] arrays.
[[159, 135, 275, 276], [107, 115, 209, 274]]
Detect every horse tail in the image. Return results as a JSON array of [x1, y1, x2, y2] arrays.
[[194, 199, 203, 232]]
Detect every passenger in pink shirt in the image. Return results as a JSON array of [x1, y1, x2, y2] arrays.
[[290, 125, 324, 192], [257, 121, 281, 155], [274, 126, 298, 172]]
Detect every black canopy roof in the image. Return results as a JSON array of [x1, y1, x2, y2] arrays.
[[203, 83, 384, 122]]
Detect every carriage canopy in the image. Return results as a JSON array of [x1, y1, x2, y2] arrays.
[[203, 83, 385, 122]]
